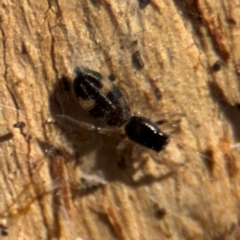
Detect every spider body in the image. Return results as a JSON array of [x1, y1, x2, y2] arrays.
[[73, 67, 168, 153]]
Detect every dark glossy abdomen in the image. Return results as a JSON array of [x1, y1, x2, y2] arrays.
[[124, 116, 169, 152]]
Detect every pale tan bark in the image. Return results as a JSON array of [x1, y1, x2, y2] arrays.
[[0, 0, 240, 239]]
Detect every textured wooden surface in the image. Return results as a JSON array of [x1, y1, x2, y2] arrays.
[[0, 0, 240, 239]]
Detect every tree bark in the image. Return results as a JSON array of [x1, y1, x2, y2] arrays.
[[0, 0, 240, 239]]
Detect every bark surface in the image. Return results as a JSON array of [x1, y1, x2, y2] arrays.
[[0, 1, 240, 239]]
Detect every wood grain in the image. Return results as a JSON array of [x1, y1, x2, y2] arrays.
[[0, 0, 240, 239]]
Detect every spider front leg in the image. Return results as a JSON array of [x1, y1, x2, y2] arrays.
[[117, 138, 162, 168], [154, 112, 184, 135]]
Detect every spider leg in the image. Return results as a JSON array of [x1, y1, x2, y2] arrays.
[[56, 114, 117, 134]]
